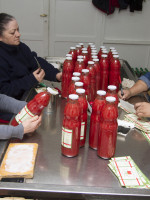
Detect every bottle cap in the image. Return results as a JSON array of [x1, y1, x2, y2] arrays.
[[97, 90, 106, 96], [82, 48, 87, 51], [101, 48, 107, 51], [76, 44, 81, 48], [70, 47, 75, 50], [75, 82, 84, 87], [106, 96, 116, 102], [92, 55, 98, 59], [102, 50, 108, 54], [76, 88, 85, 94], [109, 47, 115, 50], [47, 87, 58, 95], [111, 49, 117, 52], [69, 94, 79, 100], [88, 42, 94, 46], [82, 50, 88, 54], [100, 45, 106, 49], [73, 72, 81, 77], [77, 55, 83, 59], [113, 55, 119, 58], [108, 85, 117, 90], [77, 58, 84, 62], [66, 54, 72, 57], [112, 51, 118, 55], [90, 44, 95, 48], [93, 58, 99, 62], [72, 77, 80, 81], [88, 61, 94, 65], [101, 54, 108, 58], [79, 43, 84, 46], [91, 49, 97, 53], [82, 69, 89, 73], [66, 57, 72, 60]]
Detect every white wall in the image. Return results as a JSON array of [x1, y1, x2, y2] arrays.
[[49, 0, 150, 70]]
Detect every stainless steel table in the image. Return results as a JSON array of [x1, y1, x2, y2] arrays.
[[0, 60, 150, 199]]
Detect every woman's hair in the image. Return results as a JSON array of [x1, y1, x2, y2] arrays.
[[0, 13, 15, 36]]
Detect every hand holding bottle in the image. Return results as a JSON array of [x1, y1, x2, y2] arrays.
[[33, 68, 45, 83], [22, 113, 42, 134]]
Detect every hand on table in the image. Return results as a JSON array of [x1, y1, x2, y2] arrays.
[[33, 68, 45, 83], [56, 72, 62, 81], [22, 113, 42, 134], [134, 102, 150, 118], [118, 89, 132, 100]]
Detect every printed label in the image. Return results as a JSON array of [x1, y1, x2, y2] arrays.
[[15, 105, 35, 124], [61, 127, 73, 148], [80, 122, 85, 140]]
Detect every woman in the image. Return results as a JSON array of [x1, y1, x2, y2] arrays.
[[118, 72, 150, 118], [0, 94, 42, 140], [0, 13, 62, 120]]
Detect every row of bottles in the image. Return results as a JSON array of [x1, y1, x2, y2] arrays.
[[61, 43, 121, 103], [61, 85, 118, 159]]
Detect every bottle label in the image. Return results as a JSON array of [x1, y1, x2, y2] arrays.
[[15, 105, 35, 124], [80, 122, 85, 140], [61, 127, 73, 148]]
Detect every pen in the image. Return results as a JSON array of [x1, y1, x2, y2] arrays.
[[119, 76, 124, 96]]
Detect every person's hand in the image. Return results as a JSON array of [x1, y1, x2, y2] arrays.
[[134, 102, 150, 118], [33, 68, 45, 83], [118, 89, 132, 100], [56, 72, 62, 81], [22, 114, 42, 134]]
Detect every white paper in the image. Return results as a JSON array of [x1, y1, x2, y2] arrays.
[[119, 99, 136, 114]]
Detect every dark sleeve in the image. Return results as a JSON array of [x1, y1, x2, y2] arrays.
[[0, 94, 26, 114], [32, 52, 60, 82], [0, 124, 24, 140]]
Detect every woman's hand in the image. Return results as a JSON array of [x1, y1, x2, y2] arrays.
[[33, 68, 45, 83], [56, 72, 62, 81], [118, 89, 132, 100], [22, 114, 42, 134], [134, 102, 150, 118]]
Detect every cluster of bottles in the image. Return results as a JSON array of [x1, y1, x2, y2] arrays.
[[61, 43, 121, 103], [61, 86, 119, 159], [131, 67, 149, 77]]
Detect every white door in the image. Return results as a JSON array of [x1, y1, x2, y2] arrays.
[[0, 0, 49, 57]]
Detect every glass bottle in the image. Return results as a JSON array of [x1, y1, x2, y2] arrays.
[[80, 69, 90, 100], [76, 89, 88, 147], [68, 77, 80, 96], [69, 47, 77, 65], [93, 58, 100, 91], [106, 85, 119, 106], [61, 94, 81, 157], [74, 58, 85, 73], [97, 96, 118, 159], [82, 50, 89, 67], [89, 90, 106, 150]]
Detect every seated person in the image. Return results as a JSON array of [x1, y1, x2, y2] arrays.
[[0, 94, 42, 140], [118, 72, 150, 118], [0, 13, 62, 121]]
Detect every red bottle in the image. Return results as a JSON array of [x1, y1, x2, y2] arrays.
[[106, 85, 119, 106], [93, 58, 100, 91], [97, 96, 118, 159], [11, 90, 51, 126], [99, 54, 109, 91], [89, 90, 106, 150], [61, 94, 81, 157], [74, 58, 85, 73], [73, 72, 81, 78], [109, 55, 121, 91], [80, 69, 90, 100], [108, 47, 116, 60], [77, 55, 84, 60], [87, 61, 96, 102], [78, 43, 84, 48], [76, 44, 82, 56], [68, 77, 80, 96], [98, 46, 106, 60], [61, 57, 74, 98], [82, 50, 89, 67], [76, 89, 88, 147], [109, 51, 118, 63], [75, 82, 84, 91], [69, 47, 77, 65]]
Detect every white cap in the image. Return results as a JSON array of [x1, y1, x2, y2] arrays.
[[88, 61, 94, 65], [92, 55, 98, 59], [82, 48, 87, 51], [90, 44, 95, 48], [102, 50, 108, 54], [66, 54, 72, 57], [100, 46, 106, 49], [69, 94, 79, 100], [82, 69, 89, 73], [79, 43, 84, 46], [111, 49, 117, 52], [76, 88, 85, 94], [113, 55, 119, 58], [66, 57, 72, 60], [106, 96, 116, 102], [101, 54, 108, 58], [97, 90, 106, 96], [75, 82, 84, 87], [70, 47, 75, 50], [77, 55, 83, 59], [47, 87, 58, 95], [91, 49, 97, 53], [82, 50, 88, 54], [93, 58, 99, 62], [112, 52, 118, 55], [71, 77, 80, 81], [108, 85, 117, 90], [77, 58, 84, 62], [88, 42, 94, 45], [76, 44, 81, 48], [73, 72, 81, 77], [109, 47, 115, 50]]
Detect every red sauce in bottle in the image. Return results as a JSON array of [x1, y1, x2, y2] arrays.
[[76, 44, 82, 56], [80, 69, 90, 100], [106, 85, 119, 106], [98, 46, 106, 60], [61, 94, 81, 157], [99, 54, 109, 91], [108, 47, 116, 60], [11, 90, 51, 126], [74, 58, 85, 73], [89, 90, 106, 150], [87, 61, 96, 102], [82, 50, 89, 67], [68, 77, 80, 96], [76, 89, 88, 147], [75, 82, 84, 91], [61, 57, 74, 98], [109, 55, 121, 91], [97, 96, 118, 159], [93, 58, 100, 91], [69, 47, 77, 65]]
